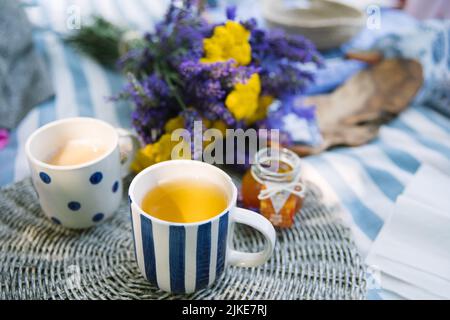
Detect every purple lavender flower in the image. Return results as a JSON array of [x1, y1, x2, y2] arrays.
[[246, 21, 322, 99], [226, 6, 237, 20], [114, 0, 323, 148]]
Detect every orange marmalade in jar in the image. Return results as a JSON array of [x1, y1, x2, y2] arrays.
[[241, 148, 305, 228]]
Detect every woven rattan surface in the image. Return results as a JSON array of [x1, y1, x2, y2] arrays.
[[0, 177, 366, 300]]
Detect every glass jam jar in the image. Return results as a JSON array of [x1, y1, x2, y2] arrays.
[[241, 147, 305, 228]]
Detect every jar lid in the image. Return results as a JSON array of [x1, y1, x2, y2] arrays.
[[251, 147, 302, 184]]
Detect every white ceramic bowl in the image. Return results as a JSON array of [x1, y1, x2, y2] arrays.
[[263, 0, 365, 50]]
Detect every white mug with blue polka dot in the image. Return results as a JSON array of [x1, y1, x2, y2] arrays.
[[128, 160, 276, 294], [26, 117, 139, 229]]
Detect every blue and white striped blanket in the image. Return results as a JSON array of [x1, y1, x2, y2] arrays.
[[1, 0, 449, 299]]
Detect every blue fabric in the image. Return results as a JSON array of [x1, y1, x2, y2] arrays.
[[305, 59, 367, 95], [373, 19, 450, 118]]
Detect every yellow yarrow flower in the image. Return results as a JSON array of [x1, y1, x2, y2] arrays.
[[130, 134, 172, 172], [212, 120, 227, 136], [245, 95, 274, 125], [201, 21, 251, 66], [202, 118, 212, 129], [164, 115, 185, 133], [131, 116, 190, 173], [225, 73, 261, 121], [131, 133, 192, 173]]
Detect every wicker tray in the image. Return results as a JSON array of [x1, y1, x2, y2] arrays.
[[0, 177, 366, 300]]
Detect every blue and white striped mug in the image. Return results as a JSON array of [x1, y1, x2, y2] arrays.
[[128, 160, 276, 294]]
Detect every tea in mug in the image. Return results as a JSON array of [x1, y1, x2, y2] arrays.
[[47, 138, 107, 166], [141, 179, 228, 223]]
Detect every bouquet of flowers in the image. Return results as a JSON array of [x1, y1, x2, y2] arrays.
[[69, 1, 322, 172]]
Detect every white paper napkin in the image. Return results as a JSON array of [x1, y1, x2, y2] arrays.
[[367, 252, 450, 299], [379, 271, 446, 300], [402, 165, 450, 212], [366, 164, 450, 299]]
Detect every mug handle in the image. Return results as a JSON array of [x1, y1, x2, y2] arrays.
[[227, 207, 276, 267], [116, 128, 141, 178]]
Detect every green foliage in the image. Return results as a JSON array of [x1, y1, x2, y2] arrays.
[[65, 16, 126, 69]]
